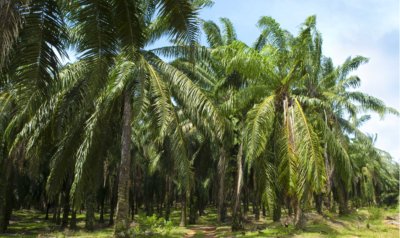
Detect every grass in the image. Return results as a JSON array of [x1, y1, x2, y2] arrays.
[[0, 206, 398, 237]]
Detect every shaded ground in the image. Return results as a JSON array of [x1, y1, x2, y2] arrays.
[[0, 207, 398, 237], [185, 225, 217, 238]]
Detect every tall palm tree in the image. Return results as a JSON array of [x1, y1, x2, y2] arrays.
[[295, 43, 399, 214], [212, 16, 326, 227], [0, 0, 67, 231], [173, 17, 239, 224], [2, 0, 222, 234]]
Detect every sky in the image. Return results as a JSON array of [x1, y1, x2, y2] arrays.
[[198, 0, 400, 161]]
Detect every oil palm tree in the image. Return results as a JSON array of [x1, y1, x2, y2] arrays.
[[212, 16, 326, 228], [173, 17, 239, 224], [295, 43, 399, 214], [2, 0, 222, 234]]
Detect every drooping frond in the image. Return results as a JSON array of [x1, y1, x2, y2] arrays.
[[9, 61, 89, 156], [346, 91, 399, 117], [157, 0, 200, 44], [220, 17, 236, 45], [338, 56, 369, 80], [145, 52, 227, 141], [0, 0, 27, 70], [254, 16, 287, 52], [292, 99, 325, 193], [144, 59, 174, 140], [68, 0, 117, 61], [150, 44, 211, 62], [113, 0, 145, 50], [71, 59, 136, 204], [10, 0, 67, 98], [244, 95, 275, 165], [202, 20, 223, 48]]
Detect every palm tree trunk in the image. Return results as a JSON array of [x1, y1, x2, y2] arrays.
[[109, 172, 118, 226], [45, 202, 50, 220], [324, 140, 334, 210], [0, 155, 13, 233], [114, 90, 132, 237], [253, 173, 260, 221], [164, 176, 171, 220], [232, 143, 244, 231], [85, 193, 95, 230], [272, 197, 281, 222], [61, 190, 70, 228], [56, 194, 62, 225], [99, 186, 106, 224], [337, 182, 349, 215], [217, 147, 227, 223], [70, 210, 77, 229], [179, 191, 187, 227], [314, 193, 323, 215], [293, 199, 304, 229], [189, 190, 197, 224]]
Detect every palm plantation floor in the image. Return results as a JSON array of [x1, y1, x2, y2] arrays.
[[0, 207, 398, 237]]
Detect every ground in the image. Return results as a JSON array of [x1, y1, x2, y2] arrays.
[[0, 207, 398, 237]]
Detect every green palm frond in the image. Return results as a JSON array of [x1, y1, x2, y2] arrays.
[[68, 0, 117, 61], [202, 20, 223, 48], [144, 59, 174, 140], [0, 0, 27, 69], [254, 16, 287, 52], [146, 52, 227, 141], [220, 18, 237, 45], [158, 0, 199, 44], [244, 95, 275, 165], [292, 99, 325, 193], [113, 0, 146, 50], [11, 0, 67, 98], [71, 59, 136, 204]]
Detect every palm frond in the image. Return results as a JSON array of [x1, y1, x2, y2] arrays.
[[244, 95, 275, 165]]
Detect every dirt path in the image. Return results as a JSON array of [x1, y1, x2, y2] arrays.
[[185, 225, 217, 238]]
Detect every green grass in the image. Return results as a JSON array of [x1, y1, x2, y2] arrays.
[[0, 207, 398, 237]]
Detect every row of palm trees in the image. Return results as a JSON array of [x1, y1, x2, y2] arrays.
[[0, 0, 398, 237]]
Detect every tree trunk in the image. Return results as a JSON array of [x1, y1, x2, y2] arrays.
[[231, 144, 244, 231], [55, 194, 62, 225], [109, 173, 118, 226], [69, 210, 77, 229], [61, 191, 70, 228], [337, 184, 349, 215], [262, 204, 266, 217], [293, 199, 304, 229], [99, 187, 106, 224], [272, 202, 281, 222], [253, 174, 260, 221], [189, 191, 197, 224], [45, 203, 50, 220], [0, 155, 13, 233], [179, 191, 187, 227], [217, 147, 227, 223], [324, 140, 334, 211], [114, 90, 133, 238], [85, 193, 95, 231], [314, 193, 323, 215], [99, 201, 105, 224], [164, 176, 171, 221], [243, 189, 249, 218]]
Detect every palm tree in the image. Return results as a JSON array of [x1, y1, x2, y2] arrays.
[[212, 16, 326, 228], [0, 0, 67, 231], [296, 46, 399, 214], [173, 17, 240, 224], [2, 0, 222, 235]]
